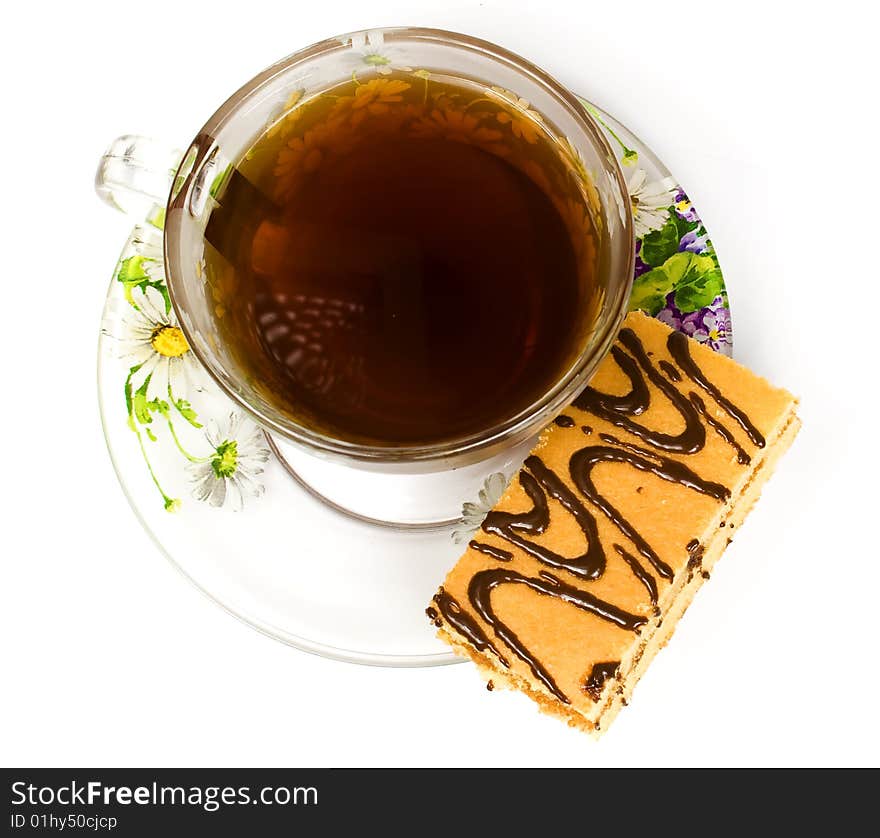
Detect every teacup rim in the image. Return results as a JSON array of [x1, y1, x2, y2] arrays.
[[164, 26, 635, 467]]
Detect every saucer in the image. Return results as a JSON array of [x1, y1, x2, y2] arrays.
[[97, 99, 733, 666]]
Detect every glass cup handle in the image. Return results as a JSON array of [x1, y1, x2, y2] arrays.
[[94, 135, 182, 217]]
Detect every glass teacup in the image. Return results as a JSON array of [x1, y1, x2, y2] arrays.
[[95, 27, 633, 527]]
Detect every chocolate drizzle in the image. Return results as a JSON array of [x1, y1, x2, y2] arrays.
[[574, 344, 649, 415], [432, 588, 509, 667], [482, 458, 605, 580], [554, 414, 575, 428], [667, 330, 765, 448], [595, 433, 730, 497], [467, 568, 646, 703], [598, 432, 660, 460], [583, 661, 620, 702], [569, 444, 729, 579], [689, 392, 751, 465], [468, 540, 513, 562], [659, 360, 682, 382], [484, 468, 547, 535], [574, 328, 706, 454]]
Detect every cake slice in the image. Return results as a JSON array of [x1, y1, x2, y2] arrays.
[[428, 311, 799, 735]]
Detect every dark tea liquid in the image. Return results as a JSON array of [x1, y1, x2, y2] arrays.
[[204, 75, 597, 445]]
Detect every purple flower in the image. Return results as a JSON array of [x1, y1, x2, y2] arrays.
[[679, 229, 710, 254], [634, 240, 652, 278], [673, 189, 700, 223], [655, 294, 733, 356], [656, 293, 683, 331], [656, 309, 682, 331], [680, 296, 732, 353]]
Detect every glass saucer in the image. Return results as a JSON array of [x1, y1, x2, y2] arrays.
[[97, 100, 733, 666]]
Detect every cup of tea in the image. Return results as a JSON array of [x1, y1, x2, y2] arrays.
[[95, 27, 634, 526]]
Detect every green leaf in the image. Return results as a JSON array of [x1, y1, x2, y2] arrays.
[[124, 366, 138, 430], [149, 397, 170, 418], [172, 396, 202, 428], [630, 249, 725, 316], [117, 255, 149, 305], [672, 210, 698, 239], [117, 254, 149, 285], [145, 427, 157, 442], [130, 375, 170, 425], [690, 254, 717, 275], [124, 365, 139, 418], [640, 215, 680, 266], [629, 266, 674, 316], [674, 267, 725, 312], [116, 254, 170, 312], [662, 251, 696, 285], [132, 387, 153, 426]]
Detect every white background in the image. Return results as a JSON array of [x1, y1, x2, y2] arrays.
[[2, 0, 877, 767]]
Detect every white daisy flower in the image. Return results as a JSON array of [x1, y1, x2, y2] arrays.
[[628, 168, 675, 238], [131, 233, 166, 283], [339, 29, 412, 76], [103, 284, 203, 404], [188, 413, 270, 511], [452, 472, 510, 544]]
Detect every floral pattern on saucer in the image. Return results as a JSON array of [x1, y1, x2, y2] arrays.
[[101, 215, 269, 512], [581, 98, 732, 357]]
